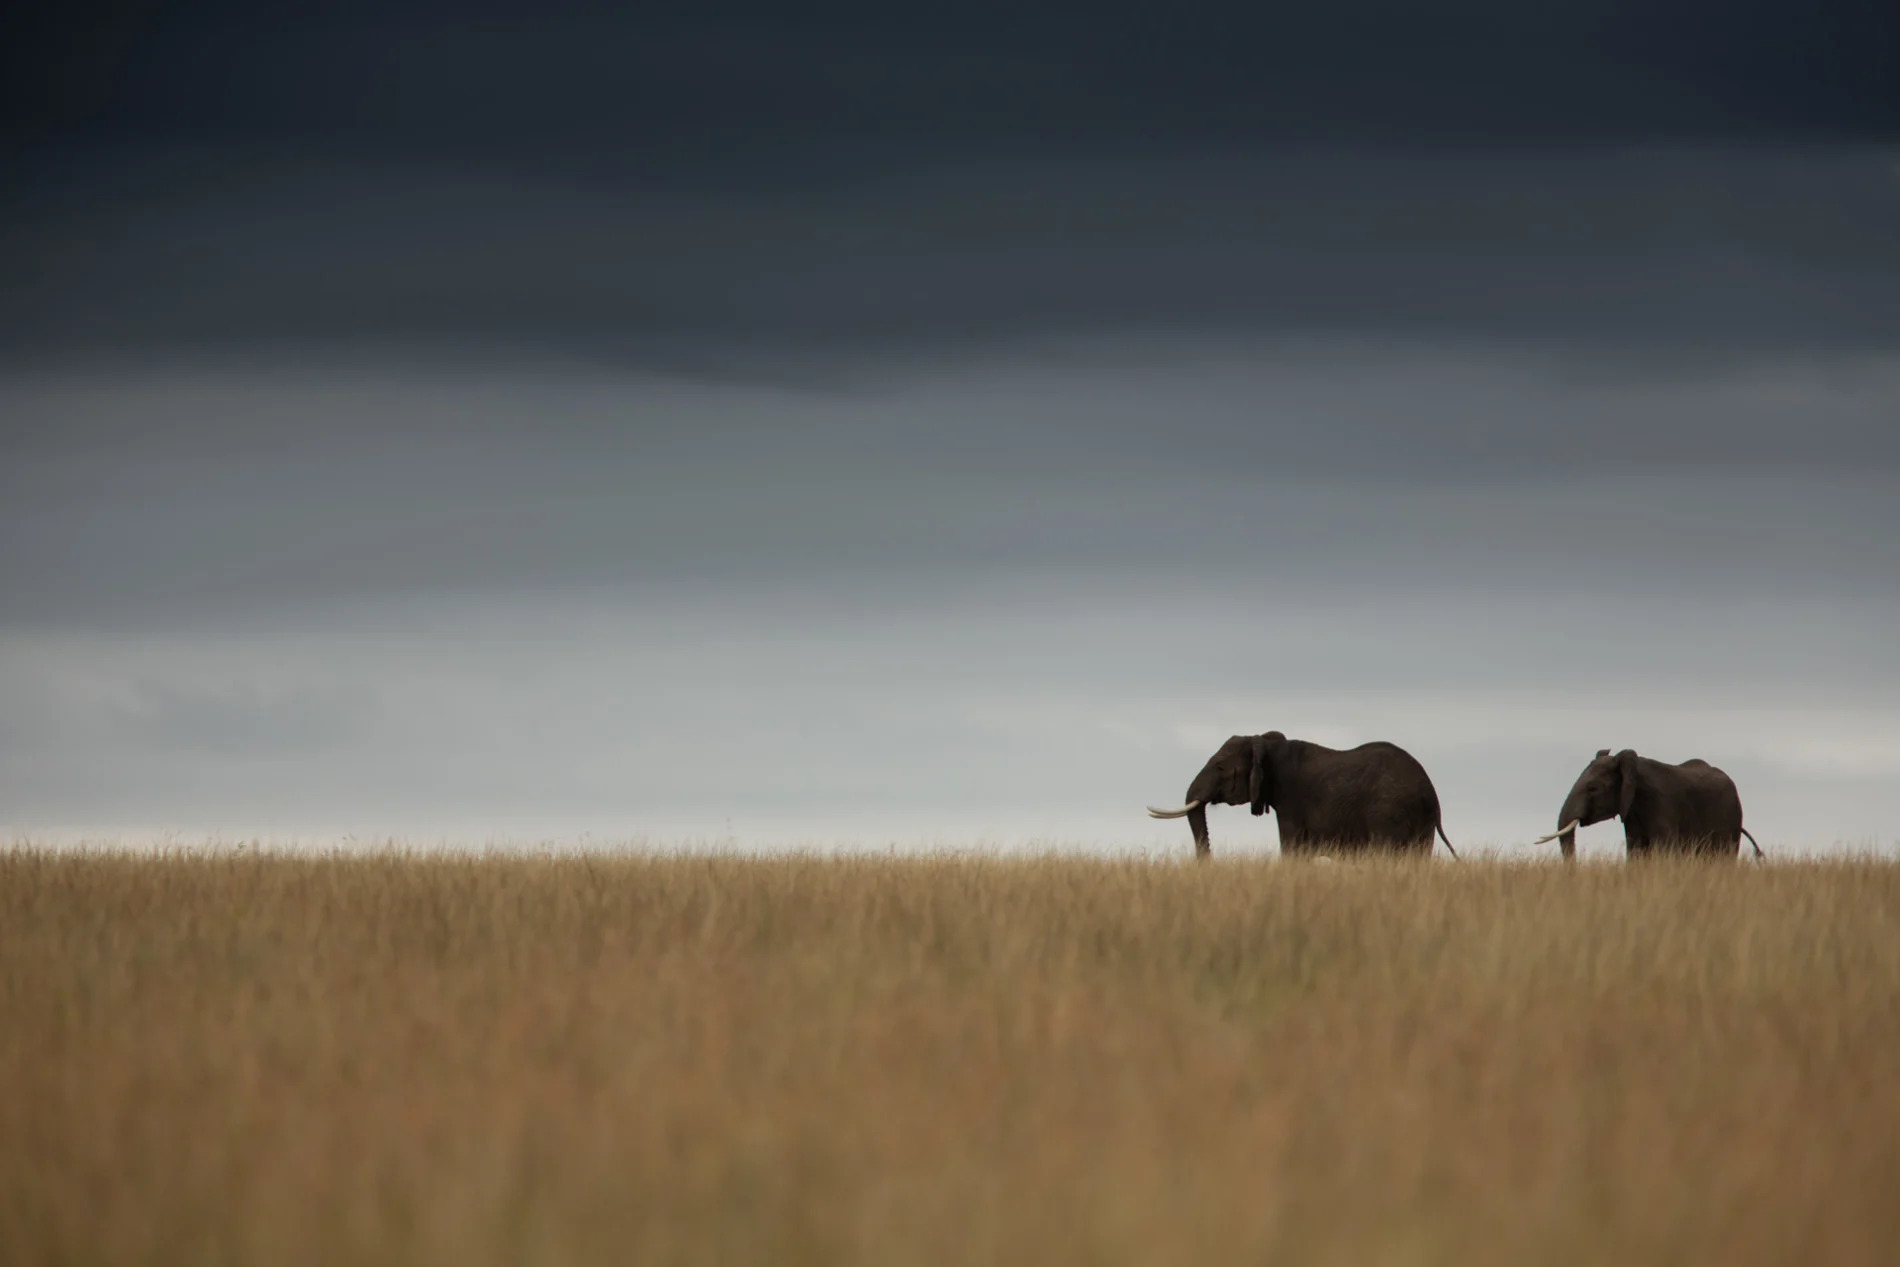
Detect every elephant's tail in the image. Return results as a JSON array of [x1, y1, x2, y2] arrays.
[[1740, 826, 1764, 860], [1436, 822, 1460, 861]]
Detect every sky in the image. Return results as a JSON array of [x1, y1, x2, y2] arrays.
[[3, 1, 1897, 854]]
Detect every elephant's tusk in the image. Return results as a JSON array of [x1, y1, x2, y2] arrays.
[[1532, 818, 1581, 845], [1146, 801, 1204, 819]]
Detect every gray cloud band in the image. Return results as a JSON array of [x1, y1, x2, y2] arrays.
[[3, 151, 1897, 372]]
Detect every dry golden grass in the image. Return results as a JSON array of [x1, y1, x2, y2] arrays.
[[3, 849, 1897, 1266]]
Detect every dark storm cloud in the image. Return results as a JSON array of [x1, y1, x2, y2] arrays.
[[2, 151, 1898, 369], [3, 0, 1899, 369], [8, 0, 1898, 160]]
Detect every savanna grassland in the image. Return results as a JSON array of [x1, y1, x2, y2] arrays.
[[3, 849, 1897, 1267]]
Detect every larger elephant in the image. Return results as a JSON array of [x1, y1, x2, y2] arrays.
[[1535, 748, 1763, 860], [1147, 731, 1456, 859]]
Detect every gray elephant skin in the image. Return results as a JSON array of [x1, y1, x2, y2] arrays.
[[1539, 748, 1763, 860], [1148, 731, 1456, 859]]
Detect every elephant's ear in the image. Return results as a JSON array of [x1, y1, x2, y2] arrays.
[[1248, 736, 1270, 816], [1615, 749, 1640, 819]]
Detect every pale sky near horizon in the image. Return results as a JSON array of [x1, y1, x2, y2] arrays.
[[4, 3, 1897, 856]]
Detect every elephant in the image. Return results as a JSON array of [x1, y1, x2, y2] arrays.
[[1147, 731, 1457, 860], [1534, 748, 1763, 860]]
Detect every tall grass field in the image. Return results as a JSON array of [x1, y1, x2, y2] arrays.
[[3, 849, 1896, 1265]]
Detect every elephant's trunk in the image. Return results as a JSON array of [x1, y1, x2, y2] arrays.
[[1555, 789, 1586, 861], [1188, 803, 1210, 860]]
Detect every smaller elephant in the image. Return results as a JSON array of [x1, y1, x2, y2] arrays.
[[1147, 731, 1457, 859], [1536, 748, 1763, 860]]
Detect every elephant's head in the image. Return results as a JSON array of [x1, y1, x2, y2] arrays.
[[1541, 748, 1637, 860], [1147, 732, 1284, 858]]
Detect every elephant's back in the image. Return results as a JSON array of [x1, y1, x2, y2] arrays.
[[1303, 742, 1442, 813], [1346, 741, 1439, 792], [1676, 759, 1740, 797]]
